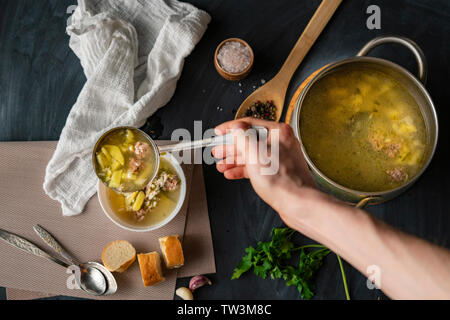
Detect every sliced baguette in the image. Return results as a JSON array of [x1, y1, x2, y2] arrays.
[[137, 252, 165, 286], [101, 240, 136, 273], [159, 235, 184, 269]]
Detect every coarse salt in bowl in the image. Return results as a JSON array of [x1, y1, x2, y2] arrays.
[[217, 41, 251, 73], [214, 38, 254, 81]]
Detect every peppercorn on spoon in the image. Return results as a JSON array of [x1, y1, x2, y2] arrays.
[[235, 0, 342, 121]]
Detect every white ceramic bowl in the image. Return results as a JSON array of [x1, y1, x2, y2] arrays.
[[97, 153, 186, 232]]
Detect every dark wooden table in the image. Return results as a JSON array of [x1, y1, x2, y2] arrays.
[[1, 0, 449, 300]]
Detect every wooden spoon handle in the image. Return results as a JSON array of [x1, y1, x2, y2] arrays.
[[275, 0, 342, 86]]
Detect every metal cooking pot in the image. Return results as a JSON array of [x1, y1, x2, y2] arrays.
[[289, 36, 438, 208]]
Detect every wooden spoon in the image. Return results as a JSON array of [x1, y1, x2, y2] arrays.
[[235, 0, 342, 121]]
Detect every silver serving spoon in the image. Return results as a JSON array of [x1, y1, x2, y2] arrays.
[[0, 227, 114, 296], [33, 225, 117, 296]]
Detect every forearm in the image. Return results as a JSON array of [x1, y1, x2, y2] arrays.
[[277, 187, 450, 299]]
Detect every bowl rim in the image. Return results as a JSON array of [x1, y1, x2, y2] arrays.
[[97, 153, 187, 232]]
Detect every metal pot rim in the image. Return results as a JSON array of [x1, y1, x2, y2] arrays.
[[293, 55, 438, 197]]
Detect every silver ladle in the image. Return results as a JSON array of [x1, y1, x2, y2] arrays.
[[94, 126, 266, 193]]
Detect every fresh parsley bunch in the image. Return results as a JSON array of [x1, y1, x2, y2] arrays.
[[232, 227, 349, 300]]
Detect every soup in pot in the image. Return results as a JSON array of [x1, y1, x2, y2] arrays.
[[300, 67, 427, 192]]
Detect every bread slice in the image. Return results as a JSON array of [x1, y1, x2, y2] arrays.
[[159, 235, 184, 269], [101, 240, 136, 273], [137, 252, 165, 286]]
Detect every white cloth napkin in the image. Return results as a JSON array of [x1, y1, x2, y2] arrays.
[[43, 0, 210, 216]]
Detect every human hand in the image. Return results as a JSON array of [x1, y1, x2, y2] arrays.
[[213, 118, 317, 217]]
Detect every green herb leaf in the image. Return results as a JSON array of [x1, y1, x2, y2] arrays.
[[231, 246, 256, 279], [231, 227, 345, 300]]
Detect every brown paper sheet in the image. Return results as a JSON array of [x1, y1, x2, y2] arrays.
[[0, 142, 215, 300]]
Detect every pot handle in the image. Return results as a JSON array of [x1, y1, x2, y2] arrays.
[[357, 36, 427, 85], [355, 196, 382, 209]]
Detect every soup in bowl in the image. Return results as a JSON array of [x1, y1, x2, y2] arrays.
[[98, 153, 186, 232]]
